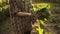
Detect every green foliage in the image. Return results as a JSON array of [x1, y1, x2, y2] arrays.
[[31, 3, 51, 14], [38, 8, 51, 20], [0, 8, 10, 22], [0, 0, 10, 22], [32, 3, 52, 34], [31, 3, 51, 21], [0, 0, 10, 33]]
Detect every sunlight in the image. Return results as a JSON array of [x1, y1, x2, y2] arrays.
[[0, 0, 2, 3]]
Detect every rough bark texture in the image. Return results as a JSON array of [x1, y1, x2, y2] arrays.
[[10, 0, 32, 34]]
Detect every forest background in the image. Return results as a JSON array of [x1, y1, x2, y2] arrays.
[[0, 0, 60, 34]]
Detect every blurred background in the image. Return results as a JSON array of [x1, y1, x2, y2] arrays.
[[0, 0, 60, 34]]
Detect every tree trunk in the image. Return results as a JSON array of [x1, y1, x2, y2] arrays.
[[10, 0, 32, 34]]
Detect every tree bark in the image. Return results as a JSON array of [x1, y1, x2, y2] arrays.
[[10, 0, 32, 34]]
